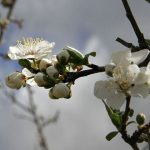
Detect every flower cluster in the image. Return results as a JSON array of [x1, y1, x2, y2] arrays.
[[5, 37, 95, 99], [94, 49, 150, 109]]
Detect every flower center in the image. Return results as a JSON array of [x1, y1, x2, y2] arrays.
[[113, 66, 132, 91], [16, 38, 42, 56]]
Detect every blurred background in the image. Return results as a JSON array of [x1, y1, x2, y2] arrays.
[[0, 0, 150, 149]]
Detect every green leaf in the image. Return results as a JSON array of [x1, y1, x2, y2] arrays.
[[64, 46, 84, 64], [102, 99, 113, 117], [106, 131, 118, 141], [18, 59, 31, 69], [102, 100, 122, 128], [83, 51, 96, 65], [111, 113, 122, 127]]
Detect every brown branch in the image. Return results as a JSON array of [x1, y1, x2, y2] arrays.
[[116, 37, 140, 52], [122, 0, 149, 49], [64, 65, 105, 83]]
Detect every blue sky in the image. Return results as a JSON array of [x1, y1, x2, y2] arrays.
[[0, 0, 150, 150]]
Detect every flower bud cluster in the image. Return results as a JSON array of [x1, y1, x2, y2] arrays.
[[6, 38, 95, 100]]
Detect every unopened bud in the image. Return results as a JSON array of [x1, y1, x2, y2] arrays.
[[5, 72, 26, 89], [136, 113, 146, 125], [46, 66, 59, 79], [49, 83, 71, 99], [39, 58, 52, 71], [34, 72, 46, 87], [105, 63, 116, 77], [57, 50, 70, 65]]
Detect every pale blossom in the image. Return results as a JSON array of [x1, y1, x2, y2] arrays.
[[8, 38, 55, 60], [110, 49, 149, 65], [94, 49, 150, 109]]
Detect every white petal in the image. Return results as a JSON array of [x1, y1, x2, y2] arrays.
[[26, 78, 37, 86], [8, 47, 21, 59], [111, 50, 131, 65], [36, 41, 55, 52], [130, 84, 149, 98], [127, 64, 140, 83], [94, 80, 125, 109], [134, 69, 148, 85], [22, 68, 35, 77], [131, 49, 149, 64]]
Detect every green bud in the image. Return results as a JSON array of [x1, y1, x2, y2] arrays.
[[136, 113, 146, 125]]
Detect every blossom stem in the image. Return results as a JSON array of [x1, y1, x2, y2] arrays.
[[120, 96, 140, 150], [63, 65, 105, 82]]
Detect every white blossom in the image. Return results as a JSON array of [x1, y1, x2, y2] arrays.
[[94, 49, 150, 109], [5, 72, 26, 89], [8, 38, 55, 60], [110, 49, 149, 65]]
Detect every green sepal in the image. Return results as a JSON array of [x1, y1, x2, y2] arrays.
[[102, 100, 122, 128], [106, 131, 118, 141], [19, 59, 31, 69], [82, 51, 96, 65], [129, 109, 134, 117], [127, 121, 136, 126], [43, 76, 56, 88], [55, 63, 65, 74]]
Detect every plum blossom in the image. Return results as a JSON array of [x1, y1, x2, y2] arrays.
[[94, 49, 150, 109], [8, 37, 55, 60]]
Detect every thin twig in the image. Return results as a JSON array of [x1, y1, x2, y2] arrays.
[[116, 37, 140, 52], [0, 0, 17, 42], [120, 96, 140, 150], [122, 0, 148, 49]]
